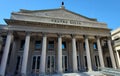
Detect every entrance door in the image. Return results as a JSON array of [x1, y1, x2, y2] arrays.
[[15, 56, 22, 75], [77, 55, 80, 71], [62, 55, 68, 72], [95, 55, 100, 69], [31, 55, 40, 75], [106, 56, 112, 68], [46, 55, 55, 74]]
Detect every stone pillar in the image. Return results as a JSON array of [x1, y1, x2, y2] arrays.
[[96, 36, 105, 68], [8, 40, 17, 75], [84, 35, 92, 71], [79, 41, 84, 71], [40, 33, 47, 74], [107, 38, 117, 69], [72, 35, 78, 72], [115, 50, 120, 68], [57, 34, 62, 73], [0, 31, 13, 76], [21, 32, 31, 76], [0, 34, 2, 52]]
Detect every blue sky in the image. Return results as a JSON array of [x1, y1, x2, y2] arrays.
[[0, 0, 120, 30]]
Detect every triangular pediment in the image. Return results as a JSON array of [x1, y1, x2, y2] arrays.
[[11, 8, 97, 22]]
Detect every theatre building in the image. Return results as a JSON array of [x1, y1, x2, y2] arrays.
[[0, 5, 117, 76]]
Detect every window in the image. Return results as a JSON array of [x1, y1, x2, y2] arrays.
[[83, 42, 86, 51], [35, 40, 42, 50], [32, 56, 41, 73], [103, 40, 108, 47], [32, 56, 36, 69], [62, 41, 66, 49], [48, 41, 54, 50], [20, 40, 25, 50], [37, 56, 40, 69], [84, 56, 88, 70], [93, 42, 97, 50]]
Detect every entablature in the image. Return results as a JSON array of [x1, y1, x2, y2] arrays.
[[9, 12, 107, 29]]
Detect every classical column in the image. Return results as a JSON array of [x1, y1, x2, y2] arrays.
[[115, 50, 120, 68], [8, 39, 17, 75], [21, 32, 31, 76], [107, 38, 117, 69], [40, 33, 47, 74], [96, 36, 105, 68], [84, 35, 92, 71], [57, 34, 62, 73], [72, 35, 78, 72], [0, 31, 13, 76], [0, 34, 2, 52]]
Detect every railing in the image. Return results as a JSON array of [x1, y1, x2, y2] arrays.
[[99, 67, 120, 76]]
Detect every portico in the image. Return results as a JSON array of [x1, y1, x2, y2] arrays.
[[0, 6, 117, 76]]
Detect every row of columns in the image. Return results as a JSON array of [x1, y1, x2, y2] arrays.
[[0, 32, 117, 76]]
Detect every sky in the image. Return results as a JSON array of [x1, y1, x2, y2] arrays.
[[0, 0, 120, 30]]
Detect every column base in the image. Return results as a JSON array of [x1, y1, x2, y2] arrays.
[[73, 70, 78, 73], [21, 73, 26, 76], [88, 69, 92, 72], [57, 72, 63, 76], [39, 73, 46, 76], [57, 71, 63, 75]]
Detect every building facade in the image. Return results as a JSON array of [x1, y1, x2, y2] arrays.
[[111, 28, 120, 68], [0, 6, 117, 76]]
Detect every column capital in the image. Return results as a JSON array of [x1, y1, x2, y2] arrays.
[[57, 33, 62, 37], [42, 32, 47, 37], [71, 34, 76, 38], [83, 35, 88, 39], [25, 31, 31, 36], [0, 32, 2, 36], [0, 36, 3, 44], [107, 36, 111, 40], [95, 36, 101, 39], [7, 31, 13, 35]]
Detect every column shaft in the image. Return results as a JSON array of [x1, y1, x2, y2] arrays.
[[0, 35, 2, 52], [97, 37, 105, 68], [85, 36, 92, 71], [116, 50, 120, 68], [40, 34, 47, 74], [58, 35, 62, 73], [72, 37, 78, 72], [0, 32, 12, 76], [8, 40, 17, 75], [107, 39, 117, 69], [21, 33, 30, 75]]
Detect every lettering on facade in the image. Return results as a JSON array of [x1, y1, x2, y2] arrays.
[[51, 19, 81, 25], [51, 19, 68, 24]]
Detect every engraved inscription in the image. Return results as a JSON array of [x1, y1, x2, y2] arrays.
[[51, 19, 81, 25]]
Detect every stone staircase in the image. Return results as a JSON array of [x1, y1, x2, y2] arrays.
[[100, 67, 120, 76], [42, 71, 105, 76]]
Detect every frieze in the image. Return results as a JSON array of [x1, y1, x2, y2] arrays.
[[6, 25, 110, 37]]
